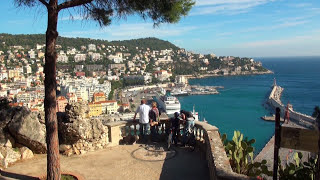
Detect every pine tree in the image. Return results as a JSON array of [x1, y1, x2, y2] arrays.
[[14, 0, 194, 179]]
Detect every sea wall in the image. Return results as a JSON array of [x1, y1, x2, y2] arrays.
[[267, 85, 315, 128]]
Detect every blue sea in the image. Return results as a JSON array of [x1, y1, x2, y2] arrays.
[[178, 57, 320, 153]]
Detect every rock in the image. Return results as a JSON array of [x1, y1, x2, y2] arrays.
[[73, 147, 80, 155], [59, 144, 72, 152], [0, 147, 21, 168], [63, 149, 73, 157], [59, 102, 106, 144], [7, 107, 46, 152], [0, 132, 15, 148], [0, 108, 16, 147], [0, 107, 15, 129], [80, 150, 86, 155], [7, 107, 46, 153], [20, 147, 34, 160]]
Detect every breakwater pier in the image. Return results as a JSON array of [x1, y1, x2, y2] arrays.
[[267, 83, 316, 129]]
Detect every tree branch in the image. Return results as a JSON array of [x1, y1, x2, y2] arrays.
[[58, 0, 93, 11], [38, 0, 49, 7]]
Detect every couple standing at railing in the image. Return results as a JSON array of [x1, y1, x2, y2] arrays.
[[132, 99, 161, 143]]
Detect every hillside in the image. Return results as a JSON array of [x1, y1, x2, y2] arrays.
[[0, 33, 179, 51]]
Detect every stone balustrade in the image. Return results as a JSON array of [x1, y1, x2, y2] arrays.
[[105, 119, 256, 180]]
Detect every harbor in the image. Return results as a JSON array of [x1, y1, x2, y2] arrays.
[[120, 83, 221, 118], [171, 85, 223, 96]]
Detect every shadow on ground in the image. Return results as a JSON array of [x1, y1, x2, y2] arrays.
[[0, 170, 38, 180]]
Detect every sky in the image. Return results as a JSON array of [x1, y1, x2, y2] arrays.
[[0, 0, 320, 57]]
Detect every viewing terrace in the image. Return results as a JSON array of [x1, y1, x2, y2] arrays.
[[1, 117, 253, 180]]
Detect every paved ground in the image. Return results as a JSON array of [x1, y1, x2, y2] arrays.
[[255, 135, 311, 171], [1, 143, 209, 180]]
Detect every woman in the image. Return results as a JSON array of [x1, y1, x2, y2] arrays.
[[149, 101, 160, 142]]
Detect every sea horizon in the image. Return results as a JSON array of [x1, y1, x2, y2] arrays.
[[179, 56, 320, 153]]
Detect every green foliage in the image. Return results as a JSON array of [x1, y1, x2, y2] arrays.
[[108, 80, 123, 100], [0, 33, 178, 53], [61, 174, 76, 180], [151, 77, 161, 84], [312, 106, 320, 118], [98, 78, 105, 84], [111, 37, 179, 51], [278, 152, 318, 180], [222, 131, 272, 177], [123, 77, 145, 87]]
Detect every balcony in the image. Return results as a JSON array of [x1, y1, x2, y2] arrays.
[[1, 119, 252, 180]]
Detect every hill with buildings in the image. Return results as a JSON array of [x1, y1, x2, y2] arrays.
[[0, 33, 272, 126]]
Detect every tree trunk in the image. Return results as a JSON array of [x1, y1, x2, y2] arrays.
[[45, 0, 60, 179]]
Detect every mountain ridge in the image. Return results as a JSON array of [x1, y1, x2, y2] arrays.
[[0, 33, 179, 51]]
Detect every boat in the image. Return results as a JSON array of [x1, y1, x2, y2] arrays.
[[154, 90, 181, 115], [170, 88, 188, 96], [192, 105, 199, 121]]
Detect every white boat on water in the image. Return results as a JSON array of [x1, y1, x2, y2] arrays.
[[154, 91, 181, 115], [171, 88, 188, 96]]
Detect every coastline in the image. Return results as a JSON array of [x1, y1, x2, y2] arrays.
[[184, 70, 274, 79]]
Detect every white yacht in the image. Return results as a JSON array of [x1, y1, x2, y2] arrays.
[[171, 88, 188, 96], [154, 92, 181, 115]]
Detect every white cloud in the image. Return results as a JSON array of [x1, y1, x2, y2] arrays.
[[195, 0, 274, 6], [60, 23, 197, 40], [289, 3, 312, 8], [234, 34, 320, 48], [192, 0, 275, 15], [60, 15, 83, 21], [242, 20, 309, 32], [214, 18, 310, 37]]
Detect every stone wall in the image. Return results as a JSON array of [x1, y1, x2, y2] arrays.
[[194, 121, 255, 180]]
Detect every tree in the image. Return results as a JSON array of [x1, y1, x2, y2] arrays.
[[312, 106, 320, 118], [14, 1, 194, 178]]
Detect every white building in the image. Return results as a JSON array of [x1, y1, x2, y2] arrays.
[[36, 44, 45, 50], [28, 49, 36, 59], [57, 54, 68, 63], [60, 77, 111, 103], [67, 48, 77, 55], [0, 90, 7, 97], [24, 65, 32, 74], [74, 54, 86, 62], [90, 53, 101, 61], [88, 44, 96, 51]]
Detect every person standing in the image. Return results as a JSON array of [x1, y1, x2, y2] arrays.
[[133, 99, 151, 143], [149, 101, 161, 142], [170, 112, 181, 145], [180, 110, 195, 146]]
